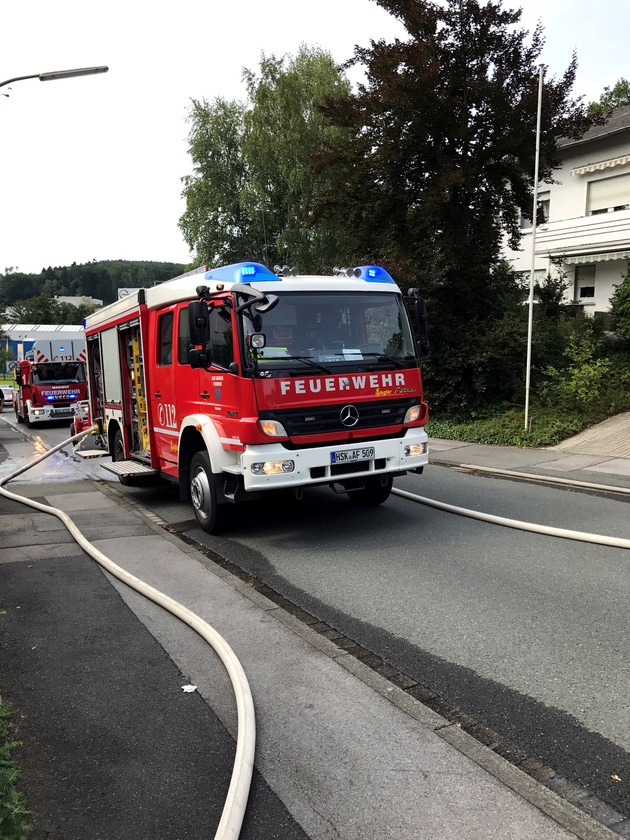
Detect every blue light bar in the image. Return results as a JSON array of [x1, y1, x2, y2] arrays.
[[205, 262, 277, 284], [355, 265, 396, 284]]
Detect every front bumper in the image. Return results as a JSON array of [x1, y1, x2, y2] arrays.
[[239, 427, 429, 491], [28, 406, 76, 423]]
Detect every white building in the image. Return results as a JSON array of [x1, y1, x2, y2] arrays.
[[505, 104, 630, 313], [2, 324, 84, 362], [55, 295, 103, 308]]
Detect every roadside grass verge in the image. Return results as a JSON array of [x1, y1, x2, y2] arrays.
[[0, 696, 31, 840], [427, 407, 594, 448]]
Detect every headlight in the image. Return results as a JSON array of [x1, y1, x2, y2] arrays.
[[404, 405, 421, 423], [259, 419, 288, 437], [404, 443, 427, 457], [251, 460, 295, 475]]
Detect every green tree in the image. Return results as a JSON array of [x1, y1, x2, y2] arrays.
[[0, 271, 39, 308], [315, 0, 600, 413], [587, 77, 630, 115], [1, 261, 187, 310], [241, 47, 353, 271], [9, 295, 90, 325], [179, 46, 352, 271], [179, 98, 252, 265], [609, 267, 630, 337]]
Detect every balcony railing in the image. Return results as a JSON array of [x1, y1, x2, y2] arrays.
[[532, 208, 630, 259]]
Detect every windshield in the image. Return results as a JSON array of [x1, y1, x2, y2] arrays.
[[241, 291, 417, 373], [32, 362, 86, 385]]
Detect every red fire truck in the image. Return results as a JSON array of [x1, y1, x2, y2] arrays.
[[14, 339, 88, 426], [77, 262, 429, 533]]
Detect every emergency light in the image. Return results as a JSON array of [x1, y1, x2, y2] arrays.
[[333, 266, 396, 284], [46, 392, 77, 401], [357, 266, 396, 284], [205, 262, 277, 285]]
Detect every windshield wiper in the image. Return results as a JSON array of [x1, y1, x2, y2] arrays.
[[359, 352, 409, 369]]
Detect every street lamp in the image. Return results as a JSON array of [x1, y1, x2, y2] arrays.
[[0, 65, 108, 92], [524, 63, 545, 432]]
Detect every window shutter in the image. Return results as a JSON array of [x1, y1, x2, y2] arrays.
[[587, 173, 630, 213]]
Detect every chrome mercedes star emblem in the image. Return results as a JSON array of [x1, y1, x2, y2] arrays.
[[340, 404, 360, 427]]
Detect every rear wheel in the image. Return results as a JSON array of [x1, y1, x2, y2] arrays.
[[113, 429, 126, 462], [347, 475, 393, 507], [113, 429, 131, 486], [190, 451, 229, 534]]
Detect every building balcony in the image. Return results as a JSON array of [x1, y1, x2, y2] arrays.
[[531, 209, 630, 262]]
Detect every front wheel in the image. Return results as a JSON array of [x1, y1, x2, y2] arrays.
[[189, 451, 229, 534], [347, 475, 393, 507], [15, 405, 24, 424]]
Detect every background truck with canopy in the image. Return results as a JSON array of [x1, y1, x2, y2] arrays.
[[14, 339, 87, 426]]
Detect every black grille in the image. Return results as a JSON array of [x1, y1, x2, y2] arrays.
[[259, 398, 417, 437]]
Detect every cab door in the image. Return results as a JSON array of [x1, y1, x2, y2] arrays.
[[149, 308, 180, 468], [197, 304, 243, 436]]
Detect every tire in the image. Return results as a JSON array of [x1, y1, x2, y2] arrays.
[[189, 450, 228, 534], [112, 429, 131, 486], [113, 429, 126, 462], [347, 475, 393, 507], [15, 406, 24, 424]]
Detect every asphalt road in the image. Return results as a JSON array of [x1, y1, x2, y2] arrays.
[[10, 415, 630, 822]]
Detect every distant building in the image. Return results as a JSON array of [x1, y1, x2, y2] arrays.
[[55, 295, 103, 308], [504, 105, 630, 313], [1, 324, 84, 362]]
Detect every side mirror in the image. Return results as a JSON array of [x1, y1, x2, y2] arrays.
[[189, 348, 213, 369], [188, 301, 210, 346], [414, 298, 430, 358]]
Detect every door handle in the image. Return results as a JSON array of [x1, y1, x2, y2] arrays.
[[200, 391, 210, 399], [154, 391, 161, 398]]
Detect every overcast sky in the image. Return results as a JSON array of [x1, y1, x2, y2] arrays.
[[1, 0, 628, 276]]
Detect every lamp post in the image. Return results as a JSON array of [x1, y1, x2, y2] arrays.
[[0, 65, 108, 92], [524, 63, 545, 432]]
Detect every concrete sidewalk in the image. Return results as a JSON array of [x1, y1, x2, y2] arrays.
[[1, 416, 627, 839]]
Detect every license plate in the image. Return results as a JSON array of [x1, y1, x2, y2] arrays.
[[331, 447, 375, 464]]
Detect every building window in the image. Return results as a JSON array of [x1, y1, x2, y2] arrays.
[[573, 265, 596, 302], [520, 191, 550, 229], [157, 312, 173, 366], [587, 173, 630, 215]]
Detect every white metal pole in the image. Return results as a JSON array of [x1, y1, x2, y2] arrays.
[[524, 64, 545, 432]]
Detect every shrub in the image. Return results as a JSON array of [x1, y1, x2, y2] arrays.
[[428, 409, 586, 448], [609, 267, 630, 337], [540, 337, 630, 415], [0, 699, 31, 840]]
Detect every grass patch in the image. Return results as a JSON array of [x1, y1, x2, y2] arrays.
[[427, 407, 592, 448], [0, 697, 31, 839]]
